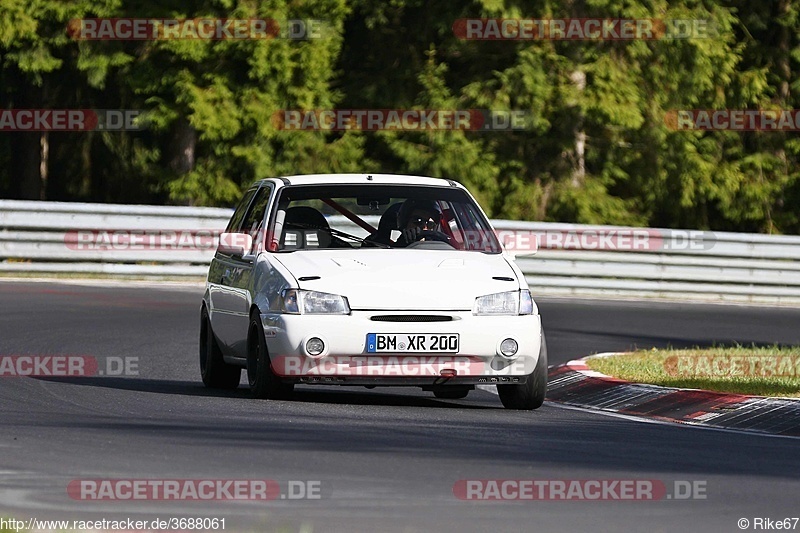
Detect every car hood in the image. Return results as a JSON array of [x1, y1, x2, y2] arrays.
[[272, 250, 520, 310]]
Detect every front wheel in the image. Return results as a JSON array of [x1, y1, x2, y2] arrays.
[[497, 331, 548, 410], [247, 314, 294, 400], [199, 307, 241, 389]]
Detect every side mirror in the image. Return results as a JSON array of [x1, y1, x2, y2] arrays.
[[218, 232, 253, 257], [497, 230, 538, 259]]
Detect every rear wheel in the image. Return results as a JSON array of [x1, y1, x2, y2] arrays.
[[247, 314, 294, 400], [497, 331, 548, 410], [199, 307, 241, 389], [432, 386, 470, 400]]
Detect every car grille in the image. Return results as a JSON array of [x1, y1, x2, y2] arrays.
[[370, 315, 453, 322]]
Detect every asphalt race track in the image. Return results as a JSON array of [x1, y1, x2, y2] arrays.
[[1, 280, 799, 533]]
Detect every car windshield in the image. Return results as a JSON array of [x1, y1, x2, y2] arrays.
[[266, 184, 502, 253]]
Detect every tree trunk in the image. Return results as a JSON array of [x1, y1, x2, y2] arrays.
[[167, 117, 197, 176], [39, 132, 49, 200], [570, 69, 586, 187], [12, 132, 42, 199], [9, 79, 48, 200]]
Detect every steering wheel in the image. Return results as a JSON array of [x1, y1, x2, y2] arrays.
[[416, 229, 451, 243], [403, 229, 453, 248]]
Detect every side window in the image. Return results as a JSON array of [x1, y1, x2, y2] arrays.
[[225, 188, 258, 233], [240, 185, 273, 249]]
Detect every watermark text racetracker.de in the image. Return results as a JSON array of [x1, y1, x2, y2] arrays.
[[453, 479, 708, 501], [68, 479, 325, 501], [68, 18, 328, 40], [0, 109, 144, 131], [273, 109, 532, 131], [665, 109, 800, 131], [489, 228, 715, 253], [1, 517, 229, 532], [0, 355, 138, 377], [63, 228, 715, 253], [452, 18, 713, 40], [665, 355, 800, 378], [269, 355, 536, 378], [64, 229, 224, 251]]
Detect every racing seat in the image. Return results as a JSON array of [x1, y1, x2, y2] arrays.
[[281, 206, 333, 249], [365, 203, 402, 247], [281, 206, 351, 249]]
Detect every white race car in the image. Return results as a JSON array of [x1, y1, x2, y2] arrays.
[[200, 174, 546, 409]]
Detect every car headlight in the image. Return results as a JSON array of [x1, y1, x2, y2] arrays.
[[281, 289, 350, 315], [473, 290, 534, 316]]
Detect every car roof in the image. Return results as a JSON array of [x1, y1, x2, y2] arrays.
[[255, 173, 462, 188]]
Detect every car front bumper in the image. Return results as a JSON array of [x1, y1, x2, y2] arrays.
[[260, 310, 542, 385]]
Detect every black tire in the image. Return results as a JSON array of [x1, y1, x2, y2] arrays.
[[497, 331, 548, 410], [247, 314, 294, 400], [433, 387, 470, 400], [199, 307, 241, 389]]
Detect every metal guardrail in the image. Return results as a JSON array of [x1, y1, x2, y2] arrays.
[[2, 200, 800, 305], [0, 200, 230, 277], [491, 220, 800, 305]]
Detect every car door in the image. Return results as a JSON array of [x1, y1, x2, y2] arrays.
[[210, 184, 274, 360], [207, 186, 258, 355]]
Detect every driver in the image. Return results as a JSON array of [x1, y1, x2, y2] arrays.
[[396, 198, 450, 246]]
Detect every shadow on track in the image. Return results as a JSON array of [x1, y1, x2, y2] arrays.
[[21, 377, 800, 481], [31, 376, 496, 409]]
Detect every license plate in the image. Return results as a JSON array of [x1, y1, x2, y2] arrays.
[[366, 333, 460, 353]]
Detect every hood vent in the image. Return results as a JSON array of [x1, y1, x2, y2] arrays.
[[370, 315, 453, 322]]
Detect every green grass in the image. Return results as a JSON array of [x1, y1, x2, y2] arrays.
[[585, 345, 800, 397]]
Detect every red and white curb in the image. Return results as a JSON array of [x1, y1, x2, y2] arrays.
[[546, 354, 800, 438]]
